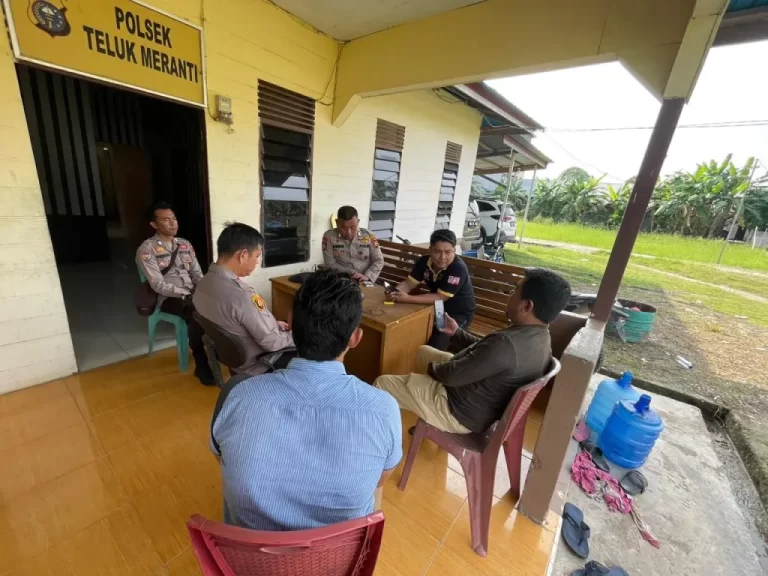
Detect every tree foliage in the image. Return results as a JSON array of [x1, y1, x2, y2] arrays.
[[471, 157, 768, 236]]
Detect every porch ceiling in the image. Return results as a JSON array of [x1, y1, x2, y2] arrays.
[[270, 0, 486, 41]]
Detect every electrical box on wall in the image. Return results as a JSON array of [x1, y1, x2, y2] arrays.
[[215, 95, 233, 125]]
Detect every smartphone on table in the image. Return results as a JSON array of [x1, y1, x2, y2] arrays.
[[434, 300, 446, 331]]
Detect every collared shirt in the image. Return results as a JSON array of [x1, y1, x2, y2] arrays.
[[432, 325, 551, 433], [211, 359, 403, 531], [322, 228, 384, 282], [135, 234, 203, 306], [407, 255, 476, 318], [193, 263, 293, 375]]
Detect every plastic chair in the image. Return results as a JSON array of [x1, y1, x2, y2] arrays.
[[398, 358, 561, 557], [187, 512, 385, 576], [193, 311, 248, 388], [138, 269, 188, 372]]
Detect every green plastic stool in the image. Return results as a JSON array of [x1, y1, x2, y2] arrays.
[[138, 269, 189, 372]]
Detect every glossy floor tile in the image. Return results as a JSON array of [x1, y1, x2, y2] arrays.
[[59, 260, 175, 372], [0, 349, 558, 575]]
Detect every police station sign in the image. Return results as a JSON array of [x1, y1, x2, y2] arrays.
[[3, 0, 205, 107]]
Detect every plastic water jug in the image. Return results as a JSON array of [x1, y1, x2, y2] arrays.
[[585, 371, 640, 438], [599, 394, 664, 469]]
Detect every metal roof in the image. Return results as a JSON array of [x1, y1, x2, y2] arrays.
[[727, 0, 768, 12], [717, 0, 768, 44], [443, 83, 551, 174]]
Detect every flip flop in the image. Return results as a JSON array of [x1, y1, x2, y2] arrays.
[[620, 470, 648, 496], [561, 502, 591, 558], [579, 440, 610, 473], [571, 560, 629, 576]]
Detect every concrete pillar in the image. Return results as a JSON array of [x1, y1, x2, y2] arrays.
[[519, 320, 604, 522]]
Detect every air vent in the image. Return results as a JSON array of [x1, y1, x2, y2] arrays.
[[258, 80, 315, 133]]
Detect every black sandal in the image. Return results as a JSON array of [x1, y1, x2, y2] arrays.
[[561, 502, 591, 558], [620, 470, 648, 496], [579, 440, 610, 473], [572, 560, 629, 576]]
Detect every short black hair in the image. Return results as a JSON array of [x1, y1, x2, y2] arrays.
[[430, 229, 456, 247], [337, 206, 359, 221], [217, 222, 264, 256], [292, 269, 363, 361], [521, 268, 571, 323], [146, 201, 174, 222]]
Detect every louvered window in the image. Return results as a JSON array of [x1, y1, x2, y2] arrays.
[[368, 119, 405, 241], [435, 142, 462, 230], [258, 80, 314, 267]]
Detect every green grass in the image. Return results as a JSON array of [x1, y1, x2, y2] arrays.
[[504, 244, 768, 328], [521, 220, 768, 271], [628, 255, 768, 300]]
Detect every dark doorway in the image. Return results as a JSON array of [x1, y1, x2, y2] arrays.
[[17, 64, 211, 371]]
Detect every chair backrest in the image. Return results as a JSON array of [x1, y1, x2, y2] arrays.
[[187, 512, 385, 576], [484, 358, 561, 452], [378, 240, 526, 324], [193, 311, 248, 370]]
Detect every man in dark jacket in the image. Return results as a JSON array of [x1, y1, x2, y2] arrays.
[[374, 268, 570, 434]]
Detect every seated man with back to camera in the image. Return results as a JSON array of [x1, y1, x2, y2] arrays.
[[210, 269, 402, 531], [193, 222, 295, 376], [387, 229, 476, 351], [375, 268, 570, 434], [322, 205, 384, 283]]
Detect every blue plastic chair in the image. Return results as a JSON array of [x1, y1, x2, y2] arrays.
[[138, 269, 189, 372]]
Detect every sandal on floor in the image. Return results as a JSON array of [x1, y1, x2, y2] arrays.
[[571, 560, 629, 576], [620, 470, 648, 496], [579, 440, 610, 473], [561, 502, 591, 558]]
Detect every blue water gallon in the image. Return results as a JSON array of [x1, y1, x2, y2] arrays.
[[599, 394, 664, 469], [585, 371, 640, 438]]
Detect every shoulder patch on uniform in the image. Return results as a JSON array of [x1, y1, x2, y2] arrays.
[[447, 275, 460, 285], [251, 293, 266, 312], [371, 232, 379, 249], [322, 236, 328, 250], [141, 251, 152, 261]]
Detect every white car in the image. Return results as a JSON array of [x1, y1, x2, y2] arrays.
[[472, 199, 517, 244]]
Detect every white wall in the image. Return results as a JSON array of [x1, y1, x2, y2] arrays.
[[0, 40, 77, 393]]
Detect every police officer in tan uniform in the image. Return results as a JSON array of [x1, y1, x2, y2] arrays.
[[193, 223, 295, 376], [136, 201, 214, 385], [322, 206, 384, 282]]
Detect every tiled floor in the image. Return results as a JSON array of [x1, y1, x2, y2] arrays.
[[0, 350, 558, 575], [58, 258, 176, 372]]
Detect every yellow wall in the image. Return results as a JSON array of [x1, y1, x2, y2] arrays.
[[331, 0, 714, 124], [0, 0, 482, 391], [0, 36, 77, 392]]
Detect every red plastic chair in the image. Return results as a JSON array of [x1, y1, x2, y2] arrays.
[[187, 512, 385, 576], [397, 358, 561, 557]]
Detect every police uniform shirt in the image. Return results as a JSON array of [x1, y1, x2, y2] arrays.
[[321, 228, 384, 282], [407, 255, 476, 318], [193, 263, 293, 376], [136, 234, 203, 307]]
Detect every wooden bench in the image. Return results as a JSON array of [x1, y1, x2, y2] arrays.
[[378, 240, 588, 409], [378, 240, 526, 337]]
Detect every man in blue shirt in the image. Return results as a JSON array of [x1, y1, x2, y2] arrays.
[[211, 269, 403, 531]]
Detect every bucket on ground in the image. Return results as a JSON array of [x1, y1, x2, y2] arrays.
[[617, 300, 657, 343]]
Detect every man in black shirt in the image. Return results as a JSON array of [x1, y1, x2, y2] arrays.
[[375, 268, 570, 434], [388, 230, 475, 350]]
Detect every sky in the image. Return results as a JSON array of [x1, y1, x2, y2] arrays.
[[488, 40, 768, 183]]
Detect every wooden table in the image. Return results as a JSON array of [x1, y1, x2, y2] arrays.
[[270, 276, 434, 383]]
